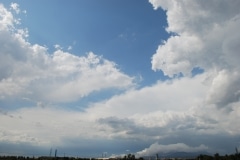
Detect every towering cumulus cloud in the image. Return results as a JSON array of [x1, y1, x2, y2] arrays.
[[149, 0, 240, 108]]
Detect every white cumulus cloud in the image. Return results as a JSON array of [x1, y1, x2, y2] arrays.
[[149, 0, 240, 109], [0, 4, 135, 104]]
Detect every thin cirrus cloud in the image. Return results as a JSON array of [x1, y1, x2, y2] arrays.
[[0, 0, 240, 157]]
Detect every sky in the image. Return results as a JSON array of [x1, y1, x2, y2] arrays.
[[0, 0, 240, 158]]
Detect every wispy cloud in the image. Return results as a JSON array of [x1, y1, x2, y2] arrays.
[[10, 3, 20, 14]]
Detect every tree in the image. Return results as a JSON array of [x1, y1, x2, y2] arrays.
[[214, 153, 219, 160]]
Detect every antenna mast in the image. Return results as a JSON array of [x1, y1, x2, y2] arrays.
[[55, 149, 58, 158], [49, 148, 52, 157]]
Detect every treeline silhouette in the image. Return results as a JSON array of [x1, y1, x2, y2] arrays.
[[0, 157, 103, 160], [0, 156, 78, 160], [0, 154, 141, 160], [0, 152, 240, 160], [197, 152, 240, 160]]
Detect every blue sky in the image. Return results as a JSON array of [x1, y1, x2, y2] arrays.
[[0, 0, 240, 158], [19, 0, 169, 85]]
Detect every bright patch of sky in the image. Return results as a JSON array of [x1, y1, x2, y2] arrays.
[[0, 0, 240, 158]]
